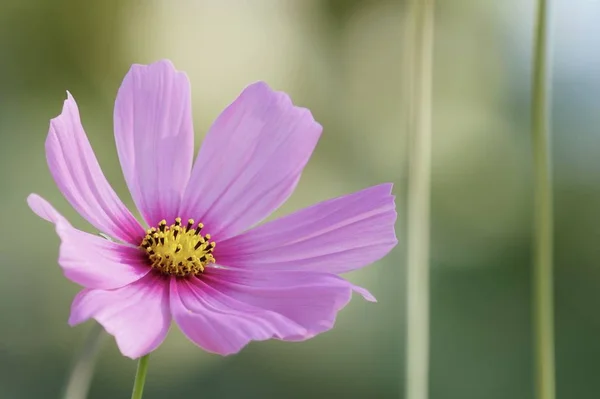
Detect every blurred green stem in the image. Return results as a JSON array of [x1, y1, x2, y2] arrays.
[[531, 1, 555, 399], [131, 354, 150, 399], [61, 234, 111, 399], [61, 322, 105, 399], [405, 1, 434, 399]]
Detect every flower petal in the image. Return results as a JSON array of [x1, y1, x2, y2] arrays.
[[180, 82, 322, 240], [216, 184, 397, 273], [203, 268, 375, 342], [114, 60, 194, 226], [69, 273, 171, 359], [46, 92, 144, 244], [170, 276, 307, 355], [27, 193, 70, 225], [27, 194, 151, 289]]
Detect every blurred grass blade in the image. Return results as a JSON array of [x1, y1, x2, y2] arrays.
[[531, 1, 555, 399], [61, 322, 105, 399], [404, 0, 434, 398], [61, 232, 110, 399]]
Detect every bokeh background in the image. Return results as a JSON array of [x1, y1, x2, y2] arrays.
[[0, 0, 598, 398]]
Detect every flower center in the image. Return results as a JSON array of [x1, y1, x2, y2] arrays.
[[141, 218, 216, 277]]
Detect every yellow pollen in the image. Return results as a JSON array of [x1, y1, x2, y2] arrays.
[[141, 218, 216, 277]]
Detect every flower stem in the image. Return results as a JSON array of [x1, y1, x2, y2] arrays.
[[61, 322, 105, 399], [131, 354, 151, 399], [404, 0, 434, 399], [531, 1, 555, 399]]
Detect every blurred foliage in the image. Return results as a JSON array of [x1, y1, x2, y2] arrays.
[[1, 0, 600, 398]]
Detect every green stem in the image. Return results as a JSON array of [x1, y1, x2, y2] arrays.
[[531, 1, 555, 399], [61, 322, 105, 399], [61, 234, 111, 399], [404, 1, 434, 399], [131, 354, 151, 399]]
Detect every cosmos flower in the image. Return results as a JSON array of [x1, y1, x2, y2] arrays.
[[27, 60, 397, 359]]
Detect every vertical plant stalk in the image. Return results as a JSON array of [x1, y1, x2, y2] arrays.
[[131, 354, 151, 399], [61, 322, 105, 399], [404, 1, 434, 399], [531, 1, 555, 399], [61, 233, 112, 399]]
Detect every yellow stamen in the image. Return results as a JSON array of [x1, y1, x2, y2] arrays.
[[141, 218, 216, 277]]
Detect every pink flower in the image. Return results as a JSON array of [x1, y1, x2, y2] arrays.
[[27, 60, 397, 359]]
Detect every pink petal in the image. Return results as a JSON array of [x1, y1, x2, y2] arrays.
[[27, 194, 151, 289], [27, 193, 70, 225], [216, 184, 397, 274], [203, 268, 375, 343], [170, 276, 307, 356], [114, 60, 194, 227], [46, 92, 144, 245], [179, 82, 322, 240], [69, 273, 171, 359]]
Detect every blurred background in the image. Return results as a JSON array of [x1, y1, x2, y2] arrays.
[[0, 0, 598, 398]]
